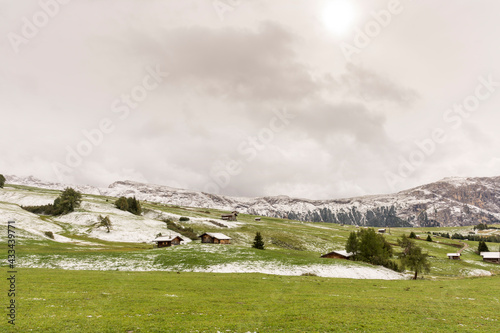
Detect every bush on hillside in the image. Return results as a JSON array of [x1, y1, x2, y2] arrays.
[[22, 187, 82, 216], [115, 196, 142, 216]]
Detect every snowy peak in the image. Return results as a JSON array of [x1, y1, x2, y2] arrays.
[[4, 174, 500, 227]]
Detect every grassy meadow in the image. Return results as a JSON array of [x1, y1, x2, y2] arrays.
[[2, 184, 500, 331], [2, 268, 499, 332]]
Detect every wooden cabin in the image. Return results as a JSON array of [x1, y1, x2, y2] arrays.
[[378, 229, 386, 234], [321, 250, 354, 260], [447, 253, 461, 260], [255, 217, 261, 221], [481, 252, 500, 264], [199, 232, 231, 244], [152, 236, 184, 248], [221, 211, 238, 221]]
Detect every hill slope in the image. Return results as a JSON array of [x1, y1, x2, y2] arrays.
[[6, 174, 500, 227], [1, 182, 500, 279]]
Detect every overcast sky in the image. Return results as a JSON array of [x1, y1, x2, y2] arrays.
[[1, 0, 500, 199]]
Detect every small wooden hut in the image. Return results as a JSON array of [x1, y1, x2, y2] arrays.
[[447, 253, 461, 260], [481, 252, 500, 264], [321, 250, 354, 260], [152, 236, 184, 248], [199, 232, 231, 244], [221, 211, 238, 221]]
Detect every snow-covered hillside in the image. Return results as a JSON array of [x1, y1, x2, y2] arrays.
[[5, 174, 500, 227]]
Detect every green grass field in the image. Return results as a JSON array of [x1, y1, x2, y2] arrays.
[[2, 184, 500, 331], [2, 268, 499, 332]]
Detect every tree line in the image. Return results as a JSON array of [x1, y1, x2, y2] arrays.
[[433, 231, 500, 243], [346, 228, 430, 279], [115, 196, 142, 215], [22, 188, 82, 216]]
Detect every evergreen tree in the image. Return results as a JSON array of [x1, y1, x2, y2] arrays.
[[0, 174, 5, 188], [478, 241, 489, 253], [127, 196, 142, 215], [398, 236, 430, 280], [115, 196, 142, 215], [426, 235, 432, 242], [345, 231, 358, 257], [345, 228, 393, 267], [21, 187, 81, 216], [115, 197, 129, 211], [57, 188, 82, 214], [252, 232, 265, 250], [409, 231, 417, 239]]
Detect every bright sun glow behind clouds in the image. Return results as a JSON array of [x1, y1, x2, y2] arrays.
[[322, 0, 357, 35]]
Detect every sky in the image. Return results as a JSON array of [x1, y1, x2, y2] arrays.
[[1, 0, 500, 200]]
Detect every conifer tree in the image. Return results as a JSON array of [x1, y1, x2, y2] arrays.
[[252, 232, 265, 250], [115, 197, 129, 211], [478, 240, 489, 253]]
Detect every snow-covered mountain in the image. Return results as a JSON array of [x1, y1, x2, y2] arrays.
[[5, 175, 500, 227]]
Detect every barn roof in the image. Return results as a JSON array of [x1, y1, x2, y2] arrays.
[[152, 236, 184, 242], [481, 252, 500, 259], [200, 232, 231, 240]]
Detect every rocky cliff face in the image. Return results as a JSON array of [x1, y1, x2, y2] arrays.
[[5, 175, 500, 227]]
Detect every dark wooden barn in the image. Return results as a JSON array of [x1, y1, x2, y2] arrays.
[[481, 252, 500, 264], [321, 250, 354, 260], [199, 232, 231, 244], [221, 211, 238, 221], [152, 236, 184, 248]]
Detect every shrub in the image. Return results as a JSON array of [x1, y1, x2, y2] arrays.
[[409, 231, 417, 239], [179, 217, 190, 222], [0, 174, 5, 188], [44, 231, 54, 239]]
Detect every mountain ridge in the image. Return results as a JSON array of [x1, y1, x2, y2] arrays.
[[5, 174, 500, 227]]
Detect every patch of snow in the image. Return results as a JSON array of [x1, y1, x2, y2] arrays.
[[18, 254, 405, 279], [464, 269, 492, 277], [191, 261, 406, 280]]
